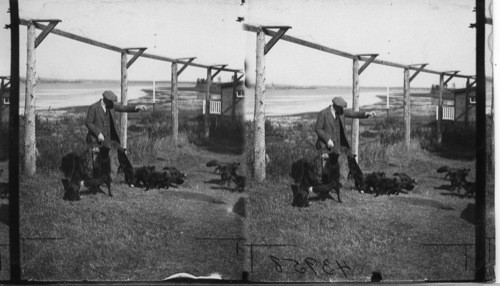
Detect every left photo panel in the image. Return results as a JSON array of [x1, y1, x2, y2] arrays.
[[2, 0, 247, 281]]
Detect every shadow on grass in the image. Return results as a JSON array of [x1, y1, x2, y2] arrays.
[[164, 191, 226, 205], [434, 184, 454, 191], [460, 203, 475, 224], [0, 203, 8, 225], [197, 137, 243, 155], [389, 196, 454, 210]]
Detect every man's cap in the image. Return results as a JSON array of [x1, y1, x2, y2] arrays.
[[332, 97, 347, 108], [102, 90, 118, 102]]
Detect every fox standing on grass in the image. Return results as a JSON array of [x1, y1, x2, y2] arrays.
[[85, 90, 147, 191], [315, 97, 376, 185]]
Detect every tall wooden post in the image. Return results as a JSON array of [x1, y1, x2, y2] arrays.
[[204, 67, 212, 139], [465, 77, 470, 126], [437, 73, 444, 144], [403, 68, 411, 149], [254, 28, 266, 182], [475, 0, 487, 280], [120, 51, 128, 149], [232, 71, 237, 120], [171, 62, 179, 144], [351, 57, 360, 158], [24, 23, 36, 176]]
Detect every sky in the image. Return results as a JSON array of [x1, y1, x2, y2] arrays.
[[0, 0, 495, 87], [243, 0, 493, 88], [0, 0, 245, 83]]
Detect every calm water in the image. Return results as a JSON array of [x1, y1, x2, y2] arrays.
[[19, 81, 157, 112], [244, 87, 431, 120]]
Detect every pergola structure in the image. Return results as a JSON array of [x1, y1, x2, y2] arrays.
[[19, 18, 243, 176], [243, 23, 476, 182]]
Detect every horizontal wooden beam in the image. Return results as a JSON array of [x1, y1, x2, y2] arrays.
[[243, 23, 474, 79], [20, 18, 242, 74], [409, 64, 428, 82], [177, 57, 195, 76], [126, 48, 147, 69], [357, 54, 378, 75], [27, 19, 62, 23], [443, 71, 460, 85], [263, 27, 290, 55], [35, 21, 59, 48], [211, 65, 227, 80]]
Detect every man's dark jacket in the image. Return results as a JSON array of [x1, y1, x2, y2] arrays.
[[315, 106, 368, 155], [85, 101, 138, 147]]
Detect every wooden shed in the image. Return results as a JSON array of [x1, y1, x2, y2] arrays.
[[0, 77, 10, 124], [209, 81, 245, 119], [453, 87, 476, 123]]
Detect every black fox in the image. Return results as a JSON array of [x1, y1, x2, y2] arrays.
[[117, 147, 136, 187], [363, 172, 385, 194], [347, 153, 364, 192], [393, 172, 417, 191], [437, 166, 470, 192]]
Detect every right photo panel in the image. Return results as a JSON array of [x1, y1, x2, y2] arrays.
[[243, 0, 494, 282]]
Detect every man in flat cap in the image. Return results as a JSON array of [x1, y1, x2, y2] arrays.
[[315, 96, 376, 187], [86, 90, 147, 149], [85, 91, 147, 193]]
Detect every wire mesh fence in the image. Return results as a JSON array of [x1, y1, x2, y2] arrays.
[[245, 103, 493, 181]]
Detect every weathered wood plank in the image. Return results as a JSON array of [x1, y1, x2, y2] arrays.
[[211, 65, 227, 81], [409, 64, 428, 82], [204, 67, 212, 139], [34, 21, 58, 48], [403, 68, 411, 149], [126, 48, 147, 69], [352, 57, 360, 159], [263, 27, 289, 55], [358, 54, 378, 75], [243, 23, 473, 78], [437, 73, 444, 144], [24, 24, 37, 176], [177, 57, 195, 76], [171, 62, 179, 144], [20, 18, 242, 73], [254, 29, 266, 182], [120, 51, 128, 148]]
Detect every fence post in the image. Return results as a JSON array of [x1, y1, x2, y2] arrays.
[[204, 67, 212, 139], [232, 71, 237, 120], [351, 57, 360, 158], [24, 22, 36, 176], [437, 73, 444, 144], [403, 68, 411, 149], [171, 62, 179, 144], [465, 77, 470, 126], [254, 28, 266, 182], [120, 51, 128, 149]]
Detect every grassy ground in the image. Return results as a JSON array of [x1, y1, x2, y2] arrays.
[[246, 141, 494, 282], [18, 133, 247, 281], [245, 93, 494, 282]]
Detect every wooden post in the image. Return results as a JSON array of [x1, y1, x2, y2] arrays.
[[120, 51, 128, 149], [24, 23, 36, 176], [254, 28, 266, 182], [204, 67, 212, 139], [171, 62, 179, 144], [465, 77, 470, 126], [437, 73, 444, 144], [232, 71, 237, 120], [403, 68, 411, 149], [351, 57, 360, 159], [386, 86, 390, 117]]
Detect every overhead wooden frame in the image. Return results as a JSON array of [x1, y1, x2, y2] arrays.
[[125, 47, 147, 69], [175, 57, 196, 76], [236, 74, 244, 82], [262, 26, 291, 55], [442, 71, 460, 85], [409, 63, 428, 82], [357, 54, 378, 75], [210, 65, 228, 80], [32, 19, 61, 48], [243, 23, 473, 79]]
